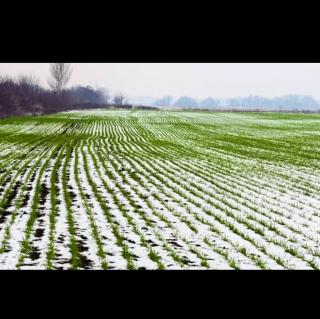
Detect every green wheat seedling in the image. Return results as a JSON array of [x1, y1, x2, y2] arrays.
[[1, 110, 320, 269]]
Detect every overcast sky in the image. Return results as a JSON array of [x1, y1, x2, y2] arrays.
[[1, 63, 320, 100]]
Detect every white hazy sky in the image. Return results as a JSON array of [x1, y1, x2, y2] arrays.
[[1, 63, 320, 100]]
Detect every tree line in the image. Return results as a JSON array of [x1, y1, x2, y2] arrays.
[[154, 95, 320, 111], [0, 63, 131, 118]]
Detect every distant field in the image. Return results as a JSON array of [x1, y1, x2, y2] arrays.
[[0, 109, 320, 269]]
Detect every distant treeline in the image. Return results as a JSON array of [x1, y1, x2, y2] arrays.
[[153, 95, 320, 111], [3, 72, 319, 117], [0, 75, 112, 117], [180, 108, 320, 114], [0, 75, 160, 118]]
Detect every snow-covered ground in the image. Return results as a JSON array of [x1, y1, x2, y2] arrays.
[[0, 110, 320, 269]]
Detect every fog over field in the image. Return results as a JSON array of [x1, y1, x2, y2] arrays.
[[1, 63, 320, 103]]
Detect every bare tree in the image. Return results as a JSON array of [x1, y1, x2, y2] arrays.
[[113, 92, 127, 106], [48, 63, 72, 93], [17, 74, 40, 88], [17, 75, 41, 98]]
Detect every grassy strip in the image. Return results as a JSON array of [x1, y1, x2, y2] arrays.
[[61, 140, 82, 270], [80, 143, 136, 270], [73, 141, 108, 269], [87, 140, 165, 269], [46, 144, 65, 269], [16, 143, 59, 268], [0, 144, 55, 254]]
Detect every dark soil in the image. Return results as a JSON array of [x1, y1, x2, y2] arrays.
[[2, 181, 21, 211], [167, 240, 183, 248], [57, 234, 65, 243], [21, 192, 30, 207], [29, 246, 41, 261], [78, 253, 93, 269], [69, 191, 77, 202], [39, 183, 49, 206], [0, 210, 11, 224], [29, 172, 36, 183], [1, 175, 12, 187], [34, 228, 45, 238]]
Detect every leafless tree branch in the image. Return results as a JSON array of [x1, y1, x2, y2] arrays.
[[48, 63, 72, 93], [113, 92, 127, 106]]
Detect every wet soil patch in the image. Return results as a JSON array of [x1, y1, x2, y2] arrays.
[[79, 234, 87, 241], [74, 233, 94, 269], [146, 239, 158, 247], [77, 242, 93, 269], [167, 240, 183, 248], [35, 209, 45, 219], [29, 172, 36, 184], [38, 219, 44, 227], [57, 234, 65, 243], [3, 181, 21, 211], [126, 239, 137, 244], [77, 240, 89, 253], [1, 175, 12, 187], [78, 253, 93, 269], [39, 183, 49, 206], [182, 256, 193, 265], [34, 228, 45, 238], [21, 193, 30, 207], [29, 246, 41, 261], [0, 210, 11, 223], [69, 191, 77, 202]]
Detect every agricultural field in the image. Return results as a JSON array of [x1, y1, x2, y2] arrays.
[[0, 109, 320, 270]]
